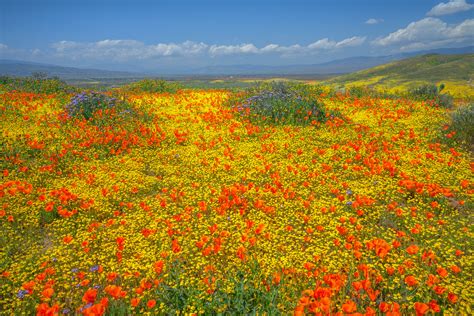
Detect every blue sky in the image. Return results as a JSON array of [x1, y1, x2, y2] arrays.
[[0, 0, 473, 72]]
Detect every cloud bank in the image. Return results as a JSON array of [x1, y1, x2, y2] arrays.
[[427, 0, 474, 16], [49, 36, 367, 61], [372, 17, 474, 51]]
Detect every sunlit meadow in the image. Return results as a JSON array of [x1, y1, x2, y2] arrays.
[[0, 79, 472, 315]]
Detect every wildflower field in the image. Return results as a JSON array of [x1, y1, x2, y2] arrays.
[[0, 81, 473, 315]]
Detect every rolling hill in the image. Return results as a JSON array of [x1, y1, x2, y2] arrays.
[[327, 53, 474, 97], [0, 60, 142, 80]]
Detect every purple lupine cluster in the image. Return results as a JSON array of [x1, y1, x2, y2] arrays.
[[237, 90, 295, 113], [65, 91, 118, 120], [232, 81, 332, 126]]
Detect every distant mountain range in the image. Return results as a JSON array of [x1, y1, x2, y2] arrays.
[[0, 59, 140, 79], [192, 46, 474, 75], [1, 46, 473, 79], [192, 56, 398, 76]]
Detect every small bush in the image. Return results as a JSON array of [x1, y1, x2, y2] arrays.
[[343, 85, 401, 100], [231, 81, 335, 126], [409, 84, 453, 108], [347, 86, 368, 98], [410, 84, 438, 98], [123, 79, 181, 93], [246, 81, 325, 98], [66, 91, 122, 120], [449, 103, 474, 150], [0, 75, 76, 94]]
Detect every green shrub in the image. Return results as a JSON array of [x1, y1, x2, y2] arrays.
[[347, 86, 368, 98], [410, 84, 438, 98], [246, 81, 326, 98], [0, 75, 76, 94], [66, 91, 123, 120], [409, 83, 453, 108], [343, 85, 401, 100], [231, 81, 336, 126], [449, 103, 474, 150], [123, 79, 181, 93]]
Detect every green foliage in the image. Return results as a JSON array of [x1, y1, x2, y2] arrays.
[[409, 84, 439, 99], [409, 83, 454, 108], [66, 91, 124, 120], [329, 54, 474, 85], [245, 80, 325, 96], [231, 81, 334, 126], [347, 86, 367, 99], [123, 78, 182, 93], [208, 261, 293, 314], [126, 259, 299, 314], [179, 79, 255, 91], [0, 75, 76, 94], [449, 103, 474, 150]]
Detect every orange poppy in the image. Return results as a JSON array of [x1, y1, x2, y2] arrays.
[[82, 288, 97, 303], [147, 299, 156, 308], [405, 275, 418, 287], [414, 302, 429, 316]]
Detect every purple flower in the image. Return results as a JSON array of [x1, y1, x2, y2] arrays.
[[16, 290, 28, 299], [81, 303, 93, 312]]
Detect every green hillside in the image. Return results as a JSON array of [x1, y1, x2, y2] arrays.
[[327, 54, 474, 98]]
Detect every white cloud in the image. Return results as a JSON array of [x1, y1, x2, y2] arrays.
[[335, 36, 367, 48], [372, 17, 474, 50], [365, 18, 383, 25], [208, 37, 366, 56], [308, 38, 337, 50], [209, 43, 259, 56], [52, 40, 208, 60], [0, 43, 45, 61], [49, 37, 366, 60], [259, 44, 304, 55], [31, 48, 42, 56], [307, 36, 366, 50], [427, 0, 474, 16]]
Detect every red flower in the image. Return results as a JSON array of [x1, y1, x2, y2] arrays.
[[414, 302, 429, 316], [147, 299, 156, 309], [63, 235, 73, 244], [82, 288, 97, 303], [406, 245, 419, 255], [342, 300, 357, 313], [405, 275, 418, 287], [447, 292, 458, 303], [131, 297, 140, 307]]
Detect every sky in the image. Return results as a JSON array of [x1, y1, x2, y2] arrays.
[[0, 0, 473, 73]]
